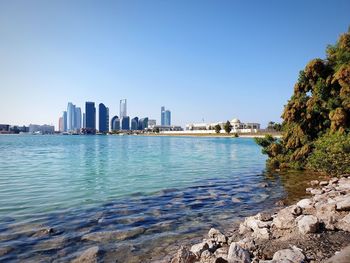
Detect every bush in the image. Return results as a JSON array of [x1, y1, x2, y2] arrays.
[[307, 132, 350, 175]]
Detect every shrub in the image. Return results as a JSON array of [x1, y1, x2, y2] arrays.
[[306, 132, 350, 175]]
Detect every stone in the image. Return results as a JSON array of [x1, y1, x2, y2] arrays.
[[171, 246, 196, 263], [190, 242, 209, 258], [239, 224, 251, 235], [320, 181, 329, 186], [227, 242, 251, 263], [297, 198, 313, 209], [232, 197, 242, 203], [71, 246, 100, 263], [252, 227, 270, 240], [208, 228, 227, 244], [257, 212, 273, 222], [272, 246, 305, 263], [0, 246, 13, 257], [315, 203, 338, 230], [297, 215, 319, 234], [336, 213, 350, 232], [311, 189, 325, 195], [330, 178, 339, 184], [336, 197, 350, 211], [82, 227, 145, 242], [214, 247, 229, 261], [310, 180, 319, 186], [325, 245, 350, 263], [273, 207, 296, 230], [237, 238, 256, 251], [290, 205, 302, 216]]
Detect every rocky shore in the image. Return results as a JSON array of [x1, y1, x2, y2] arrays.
[[170, 175, 350, 263]]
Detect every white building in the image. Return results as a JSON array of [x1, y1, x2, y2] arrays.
[[29, 124, 55, 134], [186, 118, 260, 133]]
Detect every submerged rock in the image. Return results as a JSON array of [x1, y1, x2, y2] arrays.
[[71, 246, 100, 263], [82, 227, 145, 242]]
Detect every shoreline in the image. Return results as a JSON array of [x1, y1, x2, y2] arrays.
[[170, 175, 350, 263]]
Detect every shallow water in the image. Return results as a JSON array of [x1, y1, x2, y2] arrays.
[[0, 135, 321, 262]]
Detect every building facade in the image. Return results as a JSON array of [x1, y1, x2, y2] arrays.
[[161, 106, 171, 126], [63, 111, 67, 132], [120, 99, 127, 118], [85, 102, 96, 133], [186, 118, 260, 133], [67, 102, 76, 132], [111, 116, 120, 131], [75, 107, 82, 130], [99, 103, 109, 133], [138, 117, 149, 130], [121, 116, 130, 130], [29, 124, 55, 134], [131, 117, 139, 130]]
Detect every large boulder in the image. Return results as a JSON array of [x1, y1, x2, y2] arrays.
[[171, 246, 196, 263], [315, 203, 338, 230], [190, 242, 209, 258], [227, 242, 251, 263], [336, 195, 350, 211], [273, 206, 299, 230], [272, 246, 305, 263], [297, 215, 319, 234], [336, 213, 350, 232], [325, 245, 350, 263]]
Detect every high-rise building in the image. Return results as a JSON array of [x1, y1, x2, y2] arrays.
[[85, 102, 96, 133], [165, 110, 171, 126], [59, 117, 64, 132], [83, 113, 86, 129], [138, 117, 149, 130], [75, 107, 82, 131], [67, 102, 76, 132], [63, 111, 67, 132], [121, 116, 130, 130], [99, 103, 109, 133], [120, 99, 127, 118], [111, 116, 120, 131], [161, 106, 165, 125], [131, 117, 139, 130], [148, 119, 156, 128]]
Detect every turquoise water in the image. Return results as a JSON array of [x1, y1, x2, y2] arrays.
[[0, 135, 287, 262]]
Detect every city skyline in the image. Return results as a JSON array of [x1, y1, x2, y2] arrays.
[[1, 1, 350, 128]]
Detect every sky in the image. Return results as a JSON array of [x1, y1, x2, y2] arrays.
[[0, 0, 349, 129]]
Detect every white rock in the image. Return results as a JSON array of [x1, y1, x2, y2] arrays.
[[208, 228, 227, 244], [336, 213, 350, 232], [227, 242, 251, 263], [190, 242, 208, 258], [320, 181, 329, 186], [297, 215, 319, 234], [214, 247, 229, 261], [336, 197, 350, 211], [273, 207, 296, 230], [297, 198, 313, 209], [252, 227, 270, 240], [272, 246, 305, 263]]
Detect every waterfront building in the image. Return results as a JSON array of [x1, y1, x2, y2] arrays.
[[138, 117, 149, 130], [75, 107, 82, 130], [121, 116, 130, 130], [186, 118, 260, 133], [161, 106, 165, 125], [99, 103, 109, 133], [85, 102, 96, 133], [59, 117, 64, 132], [165, 110, 171, 126], [120, 99, 127, 118], [29, 124, 55, 134], [0, 124, 10, 133], [83, 113, 86, 129], [63, 111, 67, 132], [67, 102, 76, 132], [152, 125, 183, 132], [131, 117, 139, 130], [148, 119, 156, 129], [111, 115, 120, 131], [161, 106, 171, 126]]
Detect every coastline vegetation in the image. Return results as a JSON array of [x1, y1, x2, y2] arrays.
[[255, 28, 350, 175]]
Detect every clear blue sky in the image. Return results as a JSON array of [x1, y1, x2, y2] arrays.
[[0, 0, 349, 128]]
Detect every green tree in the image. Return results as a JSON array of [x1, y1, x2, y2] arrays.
[[256, 28, 350, 174], [224, 121, 232, 134], [214, 124, 221, 134]]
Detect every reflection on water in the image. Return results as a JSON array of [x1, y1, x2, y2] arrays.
[[0, 135, 326, 261]]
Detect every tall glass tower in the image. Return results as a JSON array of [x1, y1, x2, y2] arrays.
[[120, 99, 127, 118], [161, 106, 165, 125], [75, 107, 82, 130], [67, 102, 76, 132], [99, 103, 109, 133], [85, 102, 96, 133], [165, 110, 171, 126]]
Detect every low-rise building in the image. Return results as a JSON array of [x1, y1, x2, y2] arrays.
[[29, 124, 55, 134], [186, 118, 260, 133]]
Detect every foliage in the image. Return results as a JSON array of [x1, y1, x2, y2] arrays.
[[267, 121, 282, 131], [256, 28, 350, 175], [223, 121, 232, 134], [214, 124, 221, 134], [307, 132, 350, 175], [233, 132, 239, 137]]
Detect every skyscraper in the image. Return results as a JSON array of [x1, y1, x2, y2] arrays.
[[75, 107, 82, 131], [161, 106, 165, 125], [165, 110, 171, 126], [138, 117, 149, 130], [99, 103, 109, 133], [120, 99, 127, 118], [63, 111, 67, 132], [111, 116, 120, 131], [121, 116, 130, 130], [58, 117, 64, 132], [161, 106, 171, 126], [131, 117, 139, 130], [67, 102, 76, 132], [83, 113, 86, 129], [85, 102, 96, 133]]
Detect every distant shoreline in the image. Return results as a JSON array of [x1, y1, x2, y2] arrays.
[[141, 132, 282, 138]]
